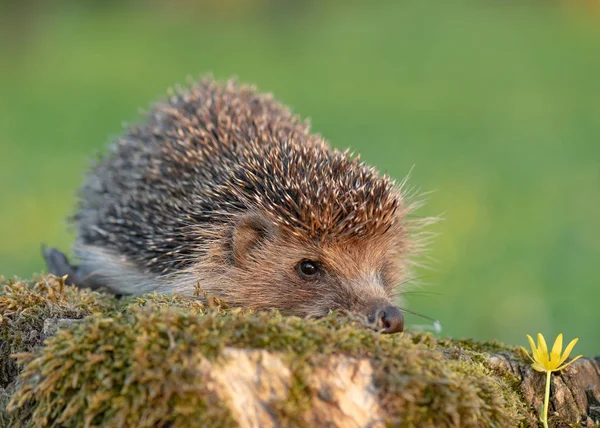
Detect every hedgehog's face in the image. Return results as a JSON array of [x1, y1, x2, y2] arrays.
[[226, 212, 408, 333]]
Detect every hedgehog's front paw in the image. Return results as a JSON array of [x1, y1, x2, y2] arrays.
[[41, 245, 78, 284]]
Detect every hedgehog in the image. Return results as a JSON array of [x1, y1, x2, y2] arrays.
[[44, 77, 428, 333]]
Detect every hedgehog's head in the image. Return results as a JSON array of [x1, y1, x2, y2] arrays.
[[225, 210, 409, 333], [215, 144, 420, 333]]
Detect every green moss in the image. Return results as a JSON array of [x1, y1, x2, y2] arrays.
[[409, 333, 528, 426], [2, 275, 530, 426], [270, 362, 313, 426], [9, 308, 234, 427], [0, 385, 16, 426], [0, 275, 116, 388]]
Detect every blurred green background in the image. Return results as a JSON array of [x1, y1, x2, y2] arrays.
[[1, 0, 598, 354]]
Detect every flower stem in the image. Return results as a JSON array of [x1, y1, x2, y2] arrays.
[[542, 371, 551, 428]]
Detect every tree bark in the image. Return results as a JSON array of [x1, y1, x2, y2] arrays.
[[487, 354, 600, 427]]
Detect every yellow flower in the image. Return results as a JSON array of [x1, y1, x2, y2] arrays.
[[522, 333, 582, 428], [522, 333, 582, 373]]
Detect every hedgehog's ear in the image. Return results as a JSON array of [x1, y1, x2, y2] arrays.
[[231, 212, 275, 266]]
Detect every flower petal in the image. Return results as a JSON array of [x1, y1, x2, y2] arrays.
[[557, 338, 579, 367], [549, 333, 563, 368], [521, 346, 536, 364], [527, 334, 542, 364], [537, 333, 549, 368], [555, 355, 583, 372], [531, 362, 547, 373]]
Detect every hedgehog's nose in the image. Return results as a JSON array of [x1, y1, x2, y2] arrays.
[[369, 304, 404, 334]]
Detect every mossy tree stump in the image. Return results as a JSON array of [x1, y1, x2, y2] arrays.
[[1, 275, 598, 427]]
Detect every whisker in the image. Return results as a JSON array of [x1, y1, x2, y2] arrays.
[[397, 306, 437, 322], [397, 291, 445, 297], [388, 274, 440, 297], [397, 274, 437, 284]]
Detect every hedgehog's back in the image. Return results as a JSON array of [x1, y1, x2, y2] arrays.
[[74, 78, 312, 274]]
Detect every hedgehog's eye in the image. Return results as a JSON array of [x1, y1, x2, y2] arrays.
[[297, 260, 320, 279]]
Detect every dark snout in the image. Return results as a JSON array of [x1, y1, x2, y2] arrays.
[[367, 303, 404, 334]]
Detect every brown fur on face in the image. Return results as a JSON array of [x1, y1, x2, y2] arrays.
[[194, 210, 409, 320]]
